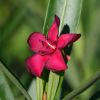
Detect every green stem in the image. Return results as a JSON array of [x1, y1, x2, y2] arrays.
[[63, 70, 100, 100]]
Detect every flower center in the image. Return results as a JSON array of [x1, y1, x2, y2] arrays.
[[39, 39, 57, 55], [45, 40, 56, 50]]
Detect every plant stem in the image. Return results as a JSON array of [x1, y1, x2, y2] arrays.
[[42, 92, 47, 100], [63, 70, 100, 100]]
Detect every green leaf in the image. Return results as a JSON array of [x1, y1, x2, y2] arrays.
[[43, 0, 83, 34], [61, 0, 83, 99], [28, 79, 37, 100], [0, 70, 14, 100], [63, 70, 100, 100], [43, 0, 83, 99], [36, 78, 43, 100], [0, 61, 32, 100], [35, 0, 83, 99], [47, 72, 59, 100], [58, 0, 83, 33], [54, 75, 64, 100]]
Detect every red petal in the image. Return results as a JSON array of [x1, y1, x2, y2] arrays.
[[28, 32, 45, 52], [46, 49, 67, 71], [26, 54, 49, 77], [48, 15, 60, 42], [57, 34, 81, 48], [55, 15, 60, 26]]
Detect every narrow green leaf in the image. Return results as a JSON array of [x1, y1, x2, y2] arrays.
[[43, 0, 83, 99], [0, 61, 32, 100], [63, 0, 83, 91], [63, 70, 100, 100], [36, 78, 43, 100], [54, 75, 64, 100], [28, 79, 37, 100], [0, 70, 14, 100], [47, 72, 59, 100]]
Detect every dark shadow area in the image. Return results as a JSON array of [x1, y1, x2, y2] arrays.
[[60, 78, 72, 99], [41, 68, 50, 82], [89, 90, 100, 100], [61, 24, 70, 34]]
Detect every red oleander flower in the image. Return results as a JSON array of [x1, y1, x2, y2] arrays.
[[26, 15, 81, 77]]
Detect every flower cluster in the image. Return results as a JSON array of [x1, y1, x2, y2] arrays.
[[26, 15, 81, 77]]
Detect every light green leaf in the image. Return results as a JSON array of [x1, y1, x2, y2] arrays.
[[58, 0, 83, 33], [0, 61, 32, 100], [47, 72, 59, 100], [63, 0, 83, 88], [28, 79, 37, 100], [36, 0, 83, 99], [0, 70, 14, 100], [43, 0, 83, 34], [36, 78, 43, 100], [43, 0, 83, 100]]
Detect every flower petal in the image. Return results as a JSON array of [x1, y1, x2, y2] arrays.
[[57, 34, 81, 48], [46, 49, 67, 71], [26, 54, 49, 77], [28, 32, 45, 52], [48, 15, 60, 41]]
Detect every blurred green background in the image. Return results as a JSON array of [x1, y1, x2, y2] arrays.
[[0, 0, 100, 100]]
